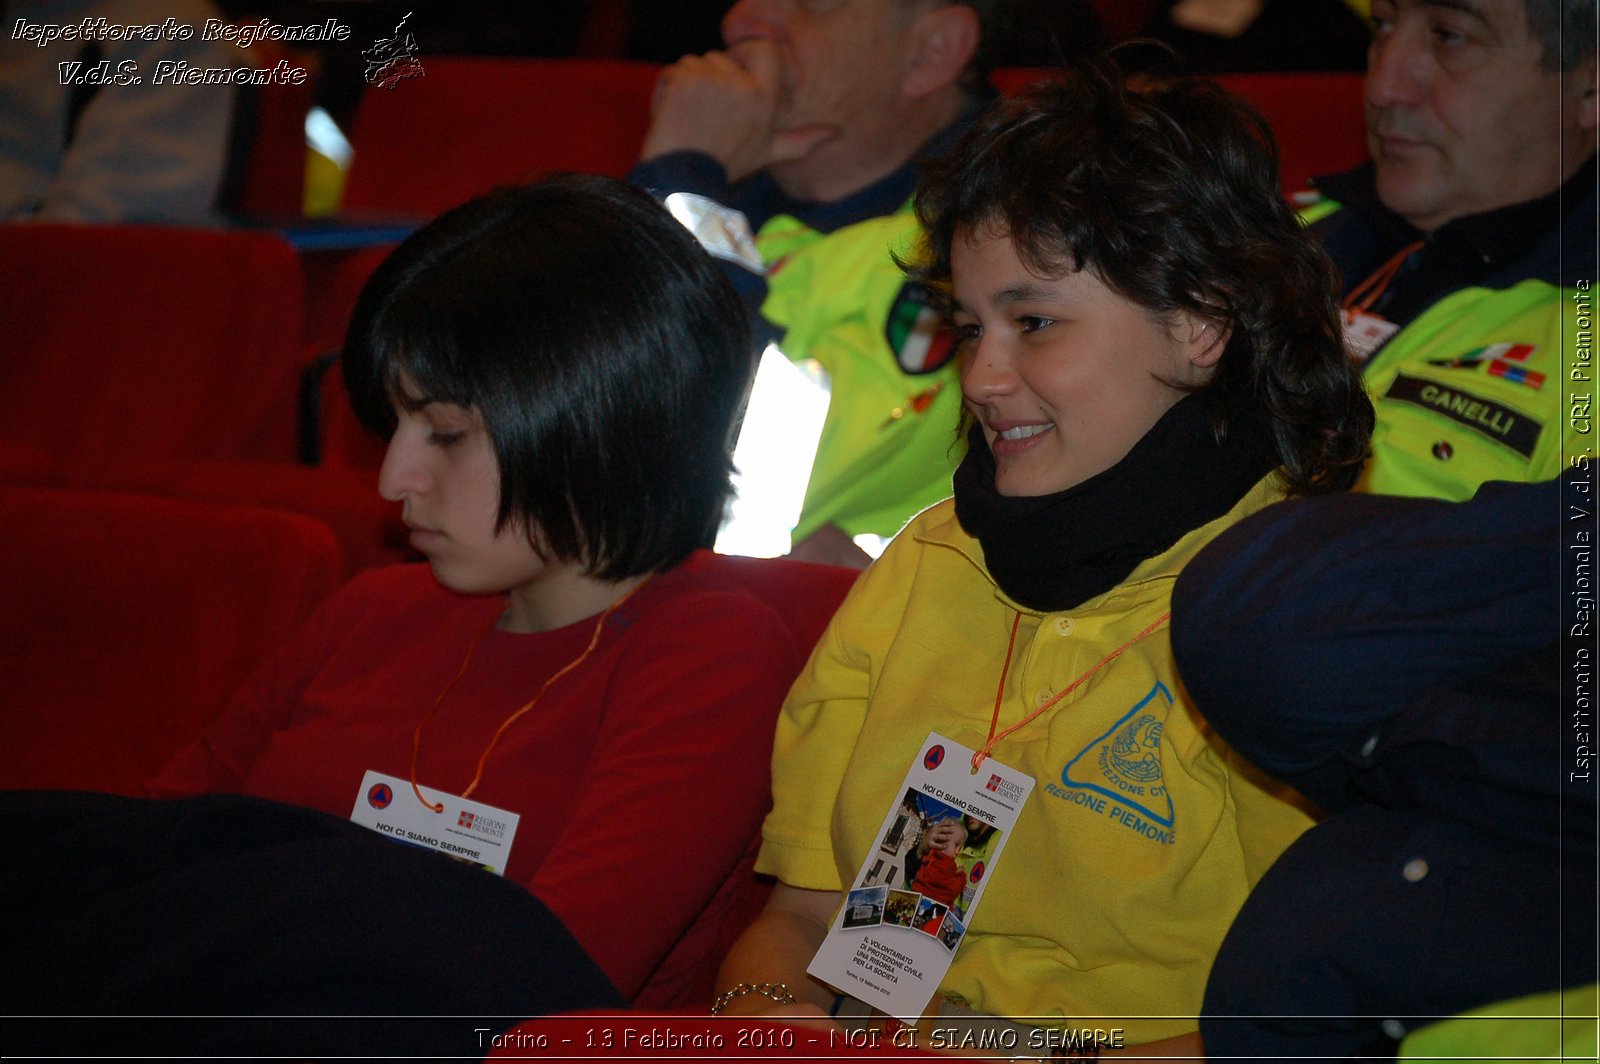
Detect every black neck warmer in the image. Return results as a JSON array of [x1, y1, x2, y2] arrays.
[[952, 393, 1279, 613]]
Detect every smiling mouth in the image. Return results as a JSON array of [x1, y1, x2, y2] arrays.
[[989, 422, 1055, 457], [996, 423, 1052, 441]]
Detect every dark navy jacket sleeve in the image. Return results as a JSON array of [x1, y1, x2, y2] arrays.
[[1171, 476, 1563, 781]]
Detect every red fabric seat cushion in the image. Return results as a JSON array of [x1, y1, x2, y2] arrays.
[[0, 488, 343, 794], [0, 224, 306, 475]]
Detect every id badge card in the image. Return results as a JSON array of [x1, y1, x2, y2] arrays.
[[807, 733, 1034, 1021], [1341, 308, 1400, 364], [349, 769, 520, 875]]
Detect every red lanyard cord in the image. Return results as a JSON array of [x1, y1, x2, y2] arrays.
[[409, 579, 646, 813], [1342, 240, 1423, 316], [971, 609, 1173, 774]]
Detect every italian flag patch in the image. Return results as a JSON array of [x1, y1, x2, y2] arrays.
[[885, 282, 957, 375]]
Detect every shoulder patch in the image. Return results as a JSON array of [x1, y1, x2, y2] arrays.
[[885, 281, 957, 375], [1383, 373, 1542, 458], [1425, 342, 1545, 390]]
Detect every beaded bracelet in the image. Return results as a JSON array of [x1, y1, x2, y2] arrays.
[[710, 981, 797, 1015]]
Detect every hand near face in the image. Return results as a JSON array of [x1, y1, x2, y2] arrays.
[[923, 817, 968, 857], [641, 38, 839, 183]]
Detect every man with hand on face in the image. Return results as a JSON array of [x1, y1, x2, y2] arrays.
[[1302, 0, 1597, 501], [631, 0, 995, 567]]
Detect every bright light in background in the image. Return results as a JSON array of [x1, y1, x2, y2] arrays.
[[304, 106, 353, 169], [851, 532, 890, 559], [716, 344, 831, 558], [303, 106, 354, 217]]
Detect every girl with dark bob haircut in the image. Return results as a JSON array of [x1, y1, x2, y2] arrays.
[[146, 174, 818, 1012], [343, 173, 751, 577], [713, 63, 1372, 1054]]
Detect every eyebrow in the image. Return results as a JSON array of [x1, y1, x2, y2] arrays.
[[949, 282, 1062, 317], [1418, 0, 1491, 25], [994, 283, 1058, 305]]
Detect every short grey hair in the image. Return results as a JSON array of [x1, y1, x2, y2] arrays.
[[1524, 0, 1597, 71]]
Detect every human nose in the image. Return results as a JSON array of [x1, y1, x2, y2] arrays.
[[722, 0, 784, 46], [1365, 21, 1427, 111], [377, 426, 425, 503], [959, 332, 1018, 403]]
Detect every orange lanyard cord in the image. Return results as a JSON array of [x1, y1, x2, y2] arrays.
[[971, 609, 1173, 774], [977, 611, 1025, 773], [1342, 240, 1423, 316], [409, 579, 647, 813], [410, 612, 497, 812]]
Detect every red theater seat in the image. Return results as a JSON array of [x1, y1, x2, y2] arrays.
[[0, 488, 343, 795], [342, 58, 660, 218], [0, 442, 60, 488], [992, 68, 1368, 199], [299, 244, 394, 474], [69, 459, 410, 578], [0, 224, 417, 576], [1215, 72, 1368, 197], [629, 554, 859, 1009], [0, 223, 306, 477], [223, 45, 319, 220]]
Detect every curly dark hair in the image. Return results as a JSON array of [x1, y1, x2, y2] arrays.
[[909, 60, 1373, 494]]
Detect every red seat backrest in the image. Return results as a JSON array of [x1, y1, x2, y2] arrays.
[[226, 45, 319, 219], [632, 552, 857, 1007], [0, 224, 306, 476], [1215, 72, 1368, 197], [342, 58, 661, 218], [0, 488, 344, 795], [692, 553, 859, 665], [992, 68, 1369, 198], [302, 243, 395, 471]]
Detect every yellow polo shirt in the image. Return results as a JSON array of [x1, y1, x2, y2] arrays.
[[758, 476, 1313, 1042]]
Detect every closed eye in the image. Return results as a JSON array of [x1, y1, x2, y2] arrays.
[[428, 431, 466, 448]]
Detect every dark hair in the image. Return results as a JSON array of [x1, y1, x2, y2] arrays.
[[909, 60, 1372, 494], [343, 174, 755, 580], [1525, 0, 1597, 71]]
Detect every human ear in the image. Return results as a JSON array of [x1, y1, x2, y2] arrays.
[[902, 4, 980, 98], [1181, 314, 1229, 369]]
